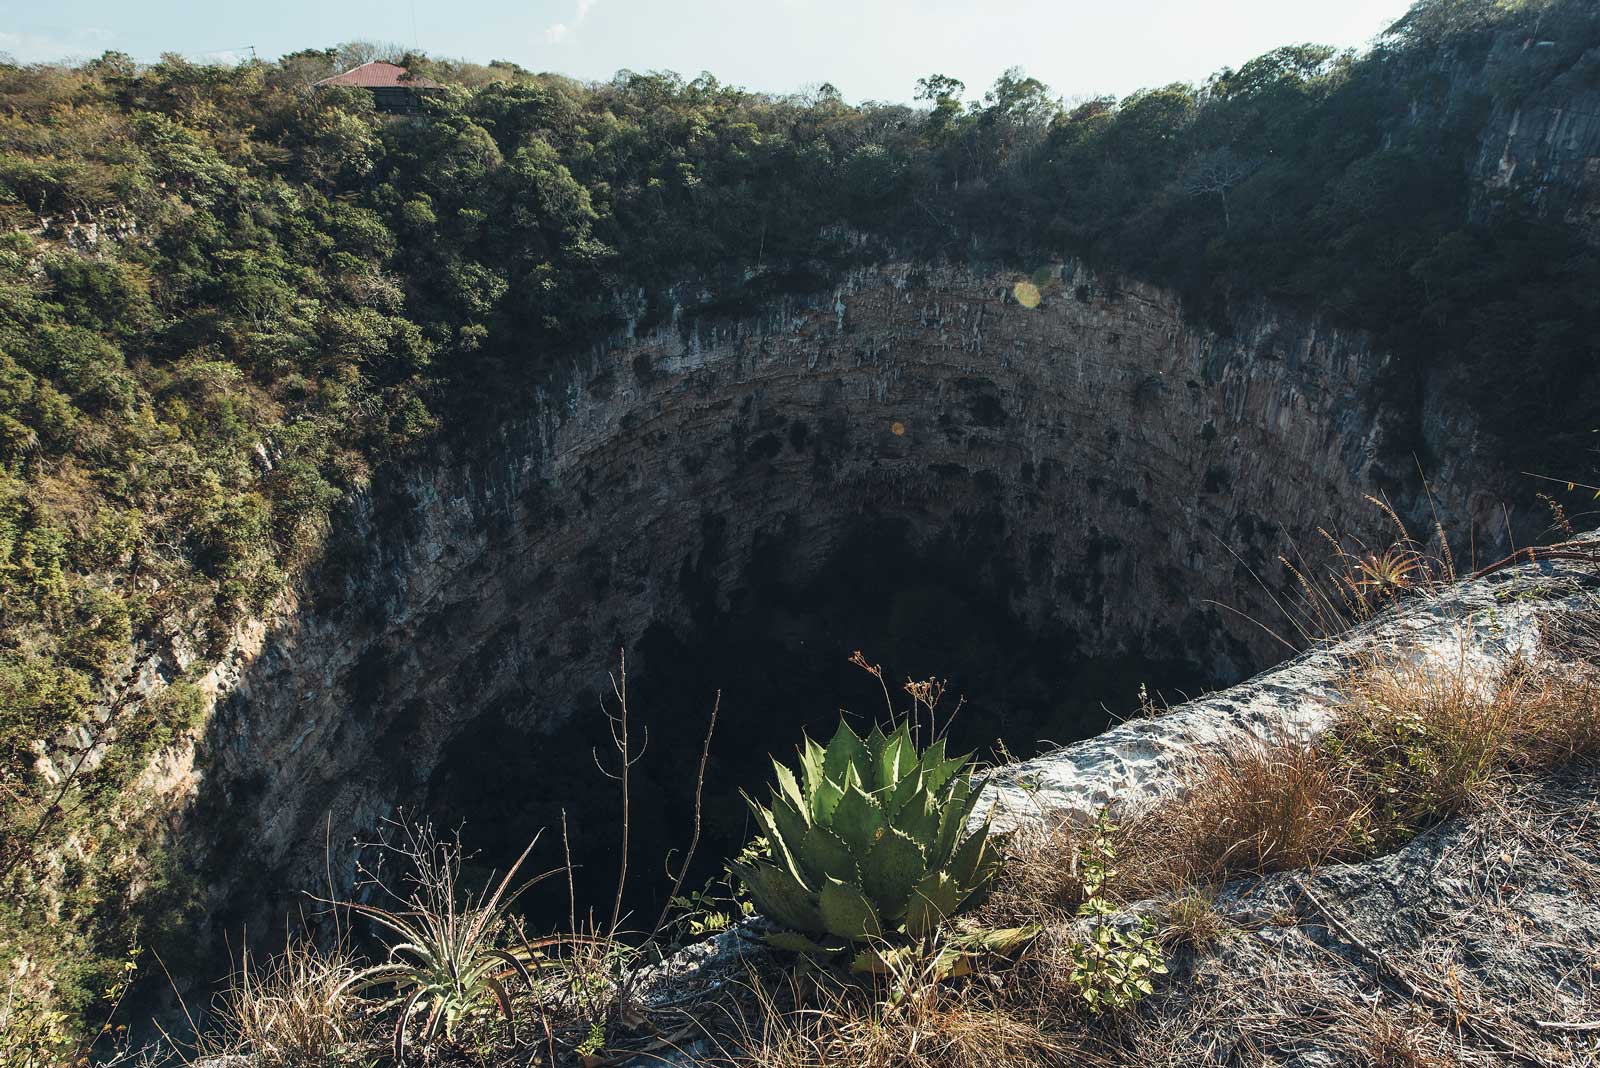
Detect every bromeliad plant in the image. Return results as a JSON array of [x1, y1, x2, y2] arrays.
[[339, 823, 557, 1061], [733, 718, 1002, 959]]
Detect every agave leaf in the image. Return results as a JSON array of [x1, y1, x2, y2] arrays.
[[772, 759, 810, 825], [830, 782, 886, 860], [346, 901, 430, 948], [823, 719, 871, 787], [849, 944, 909, 975], [933, 774, 989, 865], [800, 822, 858, 885], [947, 822, 994, 891], [764, 930, 834, 955], [483, 973, 515, 1038], [745, 792, 811, 890], [389, 942, 441, 972], [935, 946, 974, 980], [864, 724, 888, 785], [950, 924, 1042, 955], [876, 722, 914, 791], [850, 947, 886, 975], [925, 750, 975, 796], [954, 772, 989, 825], [482, 949, 532, 988], [861, 826, 926, 925], [957, 855, 1003, 912], [885, 767, 924, 820], [425, 998, 448, 1042], [905, 869, 963, 939], [743, 790, 779, 840], [916, 737, 947, 780], [735, 860, 824, 933], [771, 791, 812, 861], [335, 963, 414, 997], [393, 986, 426, 1063], [819, 878, 883, 941], [811, 773, 845, 824], [798, 736, 827, 796], [930, 777, 971, 867], [897, 786, 941, 850]]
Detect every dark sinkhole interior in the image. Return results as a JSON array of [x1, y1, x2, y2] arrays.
[[422, 516, 1215, 934]]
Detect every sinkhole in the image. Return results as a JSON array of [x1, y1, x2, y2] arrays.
[[195, 268, 1407, 978]]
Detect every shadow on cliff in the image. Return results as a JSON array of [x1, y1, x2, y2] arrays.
[[422, 514, 1214, 935]]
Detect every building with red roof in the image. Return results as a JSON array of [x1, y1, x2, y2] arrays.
[[313, 61, 444, 113]]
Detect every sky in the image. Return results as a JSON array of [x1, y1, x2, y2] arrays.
[[1, 0, 1415, 105]]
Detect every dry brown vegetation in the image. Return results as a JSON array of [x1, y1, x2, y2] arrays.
[[201, 939, 367, 1068], [988, 652, 1600, 916]]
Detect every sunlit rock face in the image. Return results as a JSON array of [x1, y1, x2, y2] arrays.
[[191, 260, 1518, 947]]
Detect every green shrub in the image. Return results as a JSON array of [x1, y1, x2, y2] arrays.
[[1063, 811, 1167, 1013]]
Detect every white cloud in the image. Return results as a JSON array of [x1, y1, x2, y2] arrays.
[[542, 0, 595, 47]]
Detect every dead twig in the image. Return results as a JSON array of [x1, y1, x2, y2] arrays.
[[649, 690, 721, 946], [1532, 1018, 1600, 1033]]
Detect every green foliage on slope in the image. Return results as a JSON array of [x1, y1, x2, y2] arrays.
[[0, 0, 1597, 1047]]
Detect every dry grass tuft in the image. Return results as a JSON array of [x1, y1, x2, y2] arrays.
[[1331, 654, 1600, 849], [1157, 891, 1226, 951], [1120, 738, 1365, 895], [721, 964, 1094, 1068], [203, 938, 367, 1068]]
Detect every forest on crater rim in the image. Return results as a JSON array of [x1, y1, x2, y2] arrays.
[[2, 0, 1600, 1041]]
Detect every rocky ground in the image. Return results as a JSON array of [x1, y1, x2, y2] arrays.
[[1138, 770, 1600, 1067], [628, 772, 1600, 1067]]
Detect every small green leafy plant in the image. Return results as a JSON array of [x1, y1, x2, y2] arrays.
[[733, 717, 1000, 956], [341, 822, 556, 1060], [0, 997, 75, 1068], [1065, 811, 1167, 1013]]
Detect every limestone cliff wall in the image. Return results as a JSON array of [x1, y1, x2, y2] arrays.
[[1419, 13, 1600, 239], [187, 260, 1518, 936]]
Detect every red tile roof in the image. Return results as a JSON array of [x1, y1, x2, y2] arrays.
[[314, 61, 443, 90]]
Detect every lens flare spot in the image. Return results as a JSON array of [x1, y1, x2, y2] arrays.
[[890, 420, 907, 436], [1013, 280, 1042, 309]]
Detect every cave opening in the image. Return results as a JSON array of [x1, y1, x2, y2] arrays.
[[422, 514, 1214, 935]]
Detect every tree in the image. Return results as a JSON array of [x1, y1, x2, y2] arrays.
[[1181, 147, 1256, 229], [914, 74, 965, 107]]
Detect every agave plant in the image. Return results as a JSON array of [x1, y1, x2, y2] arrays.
[[340, 828, 555, 1061], [733, 719, 1000, 953]]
